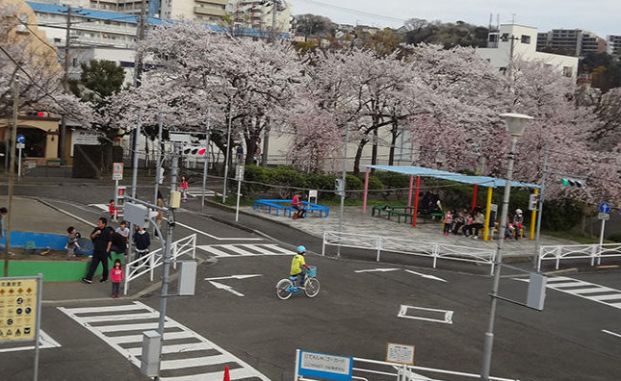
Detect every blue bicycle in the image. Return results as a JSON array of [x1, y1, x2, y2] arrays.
[[276, 266, 320, 299]]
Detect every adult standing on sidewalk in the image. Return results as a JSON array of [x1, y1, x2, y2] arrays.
[[82, 217, 113, 284], [0, 207, 7, 240], [133, 225, 151, 265]]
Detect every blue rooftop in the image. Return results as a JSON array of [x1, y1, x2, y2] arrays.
[[27, 2, 288, 38], [367, 165, 541, 189]]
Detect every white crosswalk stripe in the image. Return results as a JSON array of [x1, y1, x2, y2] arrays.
[[198, 243, 294, 258], [517, 276, 621, 310], [187, 188, 216, 198], [0, 330, 61, 353], [58, 301, 269, 381]]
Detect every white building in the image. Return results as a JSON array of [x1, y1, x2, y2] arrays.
[[608, 35, 621, 56], [477, 24, 579, 81], [227, 0, 291, 35]]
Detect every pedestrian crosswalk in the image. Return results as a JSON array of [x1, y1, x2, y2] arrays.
[[58, 302, 270, 381], [518, 276, 621, 310], [197, 244, 295, 258], [187, 187, 216, 198]]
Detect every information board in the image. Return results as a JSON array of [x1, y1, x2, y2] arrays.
[[0, 278, 38, 342], [112, 162, 124, 181], [386, 342, 415, 365], [298, 350, 352, 381]]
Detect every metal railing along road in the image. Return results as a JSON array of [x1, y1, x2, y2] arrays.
[[537, 242, 621, 271], [123, 234, 197, 295], [350, 357, 521, 381], [322, 231, 497, 275]]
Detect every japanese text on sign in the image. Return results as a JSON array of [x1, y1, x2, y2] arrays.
[[0, 278, 38, 342], [386, 342, 415, 365]]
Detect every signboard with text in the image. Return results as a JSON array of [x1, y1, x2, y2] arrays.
[[112, 162, 124, 181], [298, 350, 352, 381], [386, 342, 415, 365], [0, 277, 38, 342]]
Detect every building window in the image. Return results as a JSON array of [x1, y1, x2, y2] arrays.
[[54, 38, 61, 43], [72, 58, 78, 67], [563, 66, 573, 77], [521, 35, 531, 44]]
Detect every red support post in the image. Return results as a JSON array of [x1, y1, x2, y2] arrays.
[[471, 184, 479, 211], [362, 168, 370, 213], [412, 176, 420, 227]]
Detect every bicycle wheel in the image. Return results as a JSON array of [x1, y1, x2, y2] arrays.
[[304, 278, 320, 298], [276, 279, 293, 300]]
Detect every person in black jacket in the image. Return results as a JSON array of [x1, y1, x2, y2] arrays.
[[133, 225, 151, 265], [82, 217, 113, 284]]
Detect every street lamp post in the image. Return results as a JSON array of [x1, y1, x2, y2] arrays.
[[480, 113, 532, 381], [222, 106, 233, 204]]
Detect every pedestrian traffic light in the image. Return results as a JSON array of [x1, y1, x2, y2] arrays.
[[528, 194, 539, 211], [561, 178, 584, 188]]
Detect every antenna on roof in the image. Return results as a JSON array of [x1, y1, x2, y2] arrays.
[[488, 13, 492, 31]]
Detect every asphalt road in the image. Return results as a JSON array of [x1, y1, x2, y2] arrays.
[[0, 182, 619, 381]]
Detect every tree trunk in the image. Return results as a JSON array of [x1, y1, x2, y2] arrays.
[[353, 137, 369, 176], [371, 129, 378, 166], [388, 120, 399, 166]]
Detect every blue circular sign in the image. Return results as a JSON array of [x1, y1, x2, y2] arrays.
[[599, 202, 611, 214], [16, 134, 25, 144]]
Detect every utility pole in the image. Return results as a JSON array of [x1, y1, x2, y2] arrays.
[[4, 78, 19, 276], [130, 0, 147, 169], [59, 5, 72, 165], [533, 148, 548, 268], [261, 0, 280, 166]]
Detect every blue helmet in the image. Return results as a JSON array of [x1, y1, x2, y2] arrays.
[[296, 245, 306, 254]]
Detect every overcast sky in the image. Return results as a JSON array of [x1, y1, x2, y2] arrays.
[[288, 0, 619, 37]]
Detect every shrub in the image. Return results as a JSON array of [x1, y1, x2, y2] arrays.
[[541, 198, 585, 231], [366, 176, 384, 191]]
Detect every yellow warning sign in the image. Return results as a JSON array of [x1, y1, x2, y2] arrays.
[[0, 278, 38, 342]]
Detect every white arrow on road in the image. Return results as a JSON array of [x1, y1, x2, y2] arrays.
[[209, 281, 245, 297], [205, 274, 262, 281], [355, 268, 400, 273], [405, 270, 447, 282]]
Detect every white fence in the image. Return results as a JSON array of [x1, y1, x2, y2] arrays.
[[537, 242, 621, 271], [123, 234, 197, 295], [322, 231, 496, 275], [351, 357, 522, 381]]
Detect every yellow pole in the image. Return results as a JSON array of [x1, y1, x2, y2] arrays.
[[530, 188, 538, 240], [483, 187, 493, 241]]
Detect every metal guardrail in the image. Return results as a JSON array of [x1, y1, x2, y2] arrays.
[[322, 231, 497, 275], [537, 242, 621, 271], [123, 234, 197, 295], [351, 356, 521, 381]]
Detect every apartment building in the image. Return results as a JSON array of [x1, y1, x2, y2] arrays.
[[608, 35, 621, 56], [477, 24, 579, 80], [537, 29, 607, 56], [227, 0, 291, 33]]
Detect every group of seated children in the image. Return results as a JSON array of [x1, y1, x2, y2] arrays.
[[443, 208, 525, 240], [443, 208, 485, 239]]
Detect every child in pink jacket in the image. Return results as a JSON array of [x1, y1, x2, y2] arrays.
[[110, 259, 124, 298]]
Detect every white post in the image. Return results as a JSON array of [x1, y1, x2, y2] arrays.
[[113, 179, 119, 222], [597, 219, 606, 265], [235, 175, 242, 222], [322, 233, 326, 256], [222, 106, 233, 203], [17, 148, 22, 177], [201, 108, 211, 212], [376, 236, 382, 262], [192, 234, 196, 259], [150, 251, 154, 281]]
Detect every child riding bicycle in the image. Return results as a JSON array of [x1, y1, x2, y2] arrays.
[[290, 245, 310, 286]]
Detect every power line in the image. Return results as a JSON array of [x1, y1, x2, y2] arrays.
[[295, 0, 406, 24]]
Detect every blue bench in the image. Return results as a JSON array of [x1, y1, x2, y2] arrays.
[[252, 199, 330, 218]]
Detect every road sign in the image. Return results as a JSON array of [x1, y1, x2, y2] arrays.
[[16, 143, 25, 149], [236, 165, 245, 181], [112, 162, 123, 181], [598, 202, 611, 214], [598, 213, 610, 221], [386, 343, 415, 365], [0, 277, 38, 342], [16, 134, 25, 144], [297, 350, 353, 381]]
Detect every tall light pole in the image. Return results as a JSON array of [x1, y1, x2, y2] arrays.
[[3, 77, 19, 276], [336, 124, 349, 257], [201, 107, 211, 211], [222, 105, 233, 203], [480, 112, 532, 381]]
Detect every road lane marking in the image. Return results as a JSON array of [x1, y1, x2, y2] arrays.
[[205, 274, 262, 281], [198, 243, 293, 258], [59, 301, 269, 381], [602, 330, 621, 339], [515, 276, 621, 310], [0, 330, 60, 353], [398, 305, 454, 324], [209, 281, 244, 296], [404, 270, 447, 282], [355, 268, 400, 273]]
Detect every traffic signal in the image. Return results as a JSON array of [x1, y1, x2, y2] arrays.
[[528, 194, 539, 211], [182, 146, 207, 156], [561, 178, 584, 188]]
